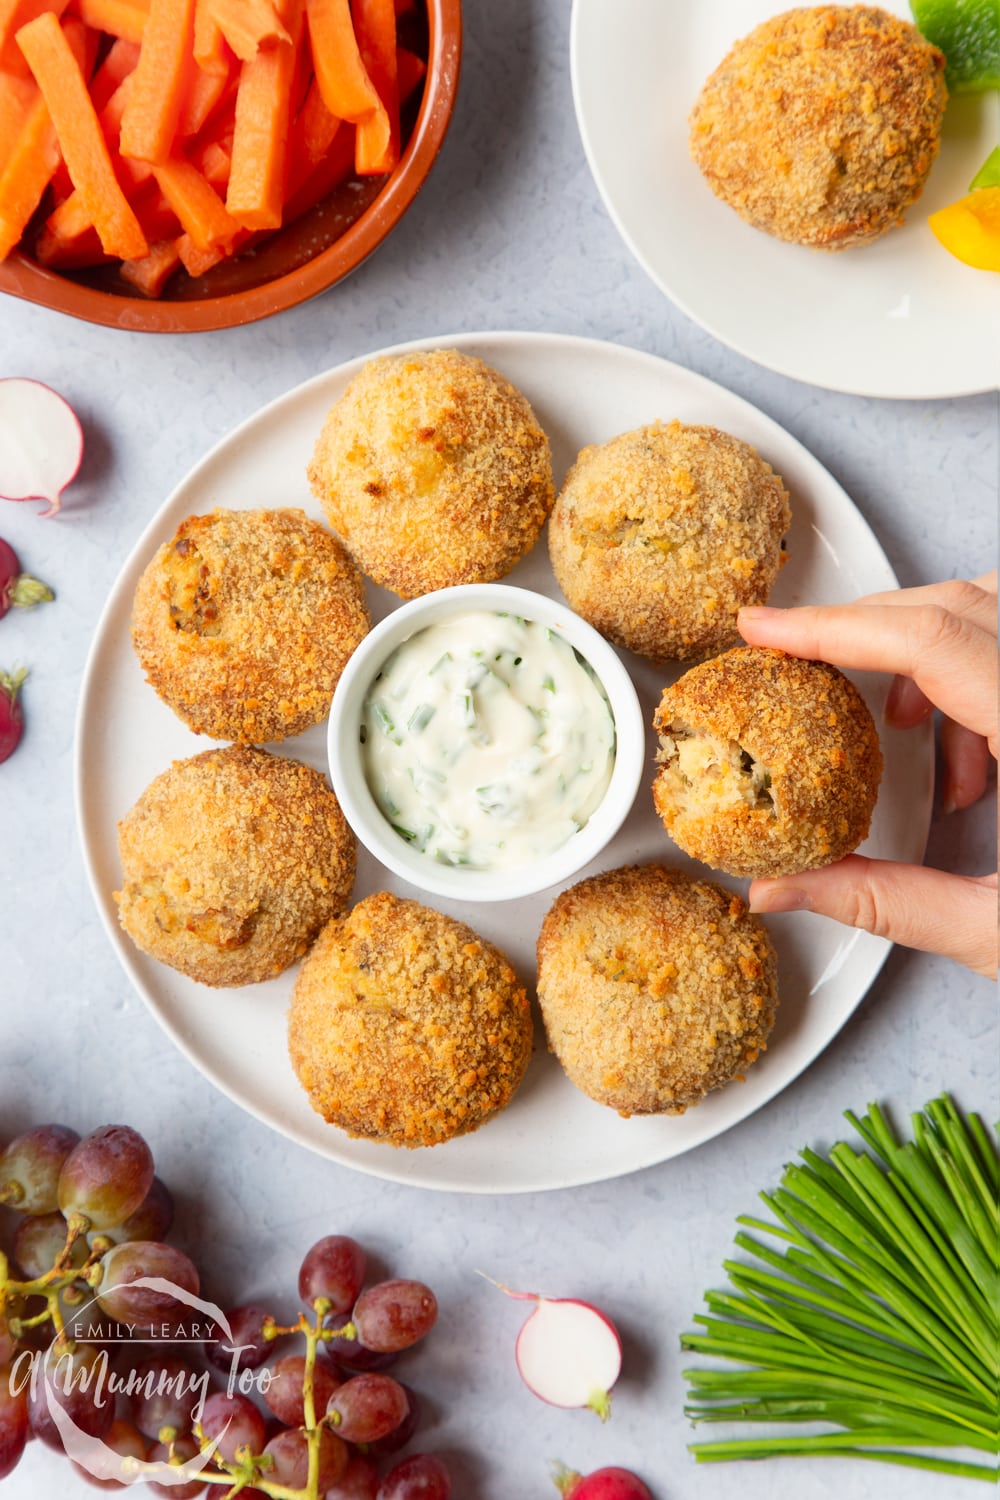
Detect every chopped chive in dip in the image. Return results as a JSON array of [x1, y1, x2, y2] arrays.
[[360, 611, 616, 871]]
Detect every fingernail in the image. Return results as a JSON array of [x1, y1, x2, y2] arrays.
[[749, 886, 811, 915], [738, 606, 780, 623]]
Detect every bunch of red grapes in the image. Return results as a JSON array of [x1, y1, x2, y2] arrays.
[[0, 1122, 450, 1499]]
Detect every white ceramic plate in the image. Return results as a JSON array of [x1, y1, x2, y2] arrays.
[[75, 331, 933, 1193], [571, 0, 1000, 398]]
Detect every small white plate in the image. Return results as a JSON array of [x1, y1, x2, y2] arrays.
[[571, 0, 1000, 398], [75, 331, 933, 1193]]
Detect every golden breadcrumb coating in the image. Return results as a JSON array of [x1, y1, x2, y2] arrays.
[[689, 5, 947, 250], [115, 746, 356, 987], [548, 421, 790, 662], [653, 647, 883, 878], [131, 508, 370, 744], [288, 892, 533, 1147], [536, 865, 778, 1117], [307, 350, 554, 598]]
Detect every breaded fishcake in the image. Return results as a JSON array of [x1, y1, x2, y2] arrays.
[[131, 508, 370, 744], [689, 6, 947, 250], [536, 865, 777, 1117], [653, 647, 882, 878], [548, 421, 790, 662], [115, 746, 355, 987], [288, 892, 532, 1147], [307, 350, 554, 597]]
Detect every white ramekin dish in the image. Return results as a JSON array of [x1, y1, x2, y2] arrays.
[[327, 583, 645, 902]]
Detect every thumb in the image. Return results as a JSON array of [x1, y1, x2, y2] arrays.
[[749, 855, 998, 979]]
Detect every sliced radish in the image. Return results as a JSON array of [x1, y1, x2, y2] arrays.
[[484, 1277, 622, 1420], [0, 379, 84, 517]]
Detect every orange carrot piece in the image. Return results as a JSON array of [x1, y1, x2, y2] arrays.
[[208, 0, 287, 62], [72, 0, 148, 42], [286, 75, 340, 193], [119, 0, 194, 163], [35, 220, 110, 264], [175, 222, 248, 274], [0, 70, 36, 162], [0, 15, 85, 258], [282, 118, 353, 222], [16, 10, 147, 256], [88, 33, 140, 108], [395, 43, 423, 105], [120, 235, 179, 292], [0, 0, 67, 73], [226, 0, 301, 230], [353, 0, 397, 174], [192, 0, 225, 68], [177, 53, 231, 135], [190, 136, 229, 188], [304, 0, 379, 122], [153, 152, 238, 249]]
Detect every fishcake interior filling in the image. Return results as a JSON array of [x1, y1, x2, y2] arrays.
[[657, 719, 775, 817]]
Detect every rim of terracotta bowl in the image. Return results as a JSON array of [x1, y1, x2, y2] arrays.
[[0, 0, 462, 333]]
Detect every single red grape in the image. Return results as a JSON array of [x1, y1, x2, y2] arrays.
[[147, 1434, 208, 1498], [71, 1417, 149, 1492], [113, 1177, 174, 1244], [262, 1426, 347, 1490], [326, 1373, 409, 1444], [367, 1383, 420, 1457], [0, 1365, 29, 1479], [263, 1354, 338, 1427], [58, 1126, 154, 1231], [27, 1341, 115, 1450], [299, 1235, 366, 1314], [377, 1453, 452, 1500], [13, 1211, 87, 1279], [205, 1305, 275, 1375], [95, 1241, 199, 1334], [0, 1125, 80, 1214], [353, 1282, 437, 1353], [198, 1391, 266, 1463], [128, 1354, 205, 1441], [326, 1452, 381, 1500]]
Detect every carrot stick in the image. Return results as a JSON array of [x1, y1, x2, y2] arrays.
[[88, 33, 140, 108], [208, 0, 287, 62], [0, 70, 36, 164], [192, 0, 224, 69], [0, 14, 86, 258], [190, 136, 229, 189], [286, 75, 340, 195], [35, 221, 110, 264], [119, 0, 194, 163], [120, 234, 179, 292], [226, 0, 302, 230], [72, 0, 148, 42], [153, 153, 238, 249], [0, 0, 67, 73], [352, 0, 396, 174], [16, 9, 147, 256], [176, 53, 231, 135], [282, 118, 353, 222], [395, 43, 423, 105], [304, 0, 380, 122]]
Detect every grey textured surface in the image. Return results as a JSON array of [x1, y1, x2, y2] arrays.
[[0, 1, 996, 1495]]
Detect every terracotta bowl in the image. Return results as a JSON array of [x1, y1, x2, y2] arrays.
[[0, 0, 461, 333]]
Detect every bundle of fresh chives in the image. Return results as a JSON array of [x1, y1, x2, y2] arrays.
[[682, 1095, 999, 1481]]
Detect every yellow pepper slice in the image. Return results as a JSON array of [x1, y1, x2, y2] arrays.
[[928, 186, 1000, 271]]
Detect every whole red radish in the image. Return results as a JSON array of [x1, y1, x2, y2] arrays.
[[0, 379, 83, 517], [553, 1462, 655, 1500], [0, 539, 53, 618], [0, 668, 27, 763]]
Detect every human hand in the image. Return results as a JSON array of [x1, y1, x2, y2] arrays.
[[737, 575, 998, 979]]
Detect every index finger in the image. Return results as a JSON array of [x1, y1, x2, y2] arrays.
[[737, 601, 998, 746]]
